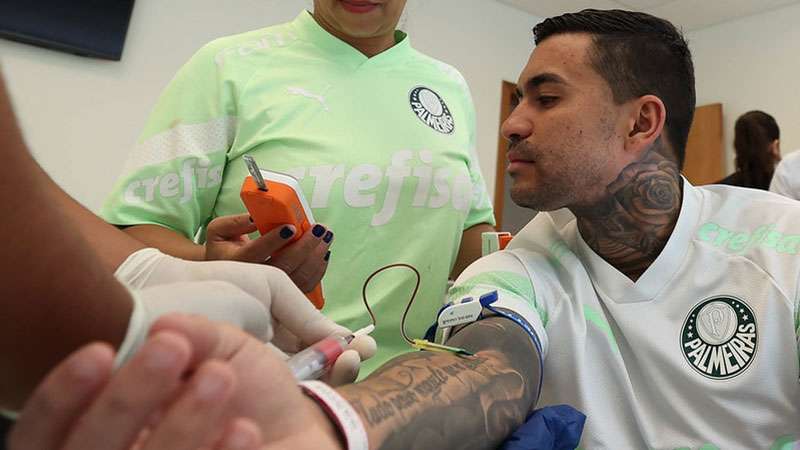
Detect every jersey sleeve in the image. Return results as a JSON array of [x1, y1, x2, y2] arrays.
[[770, 159, 797, 200], [100, 42, 239, 239], [447, 250, 549, 358]]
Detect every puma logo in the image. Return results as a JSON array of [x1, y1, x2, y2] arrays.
[[287, 87, 330, 111]]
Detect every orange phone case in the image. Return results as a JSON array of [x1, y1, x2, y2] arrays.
[[240, 176, 325, 309]]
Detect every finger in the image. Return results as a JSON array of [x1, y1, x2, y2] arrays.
[[62, 331, 194, 450], [233, 224, 297, 263], [140, 361, 237, 450], [265, 269, 346, 347], [8, 343, 113, 450], [206, 214, 258, 241], [324, 350, 361, 386], [269, 323, 303, 354], [268, 224, 328, 276], [349, 335, 377, 361], [214, 418, 264, 450], [285, 239, 329, 293], [149, 314, 246, 363]]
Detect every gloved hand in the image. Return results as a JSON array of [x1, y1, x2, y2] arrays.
[[115, 248, 376, 385]]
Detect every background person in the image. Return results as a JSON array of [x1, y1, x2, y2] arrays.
[[101, 0, 495, 374], [716, 110, 781, 190], [0, 72, 373, 444]]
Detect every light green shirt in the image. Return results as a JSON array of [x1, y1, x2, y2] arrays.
[[102, 11, 494, 374]]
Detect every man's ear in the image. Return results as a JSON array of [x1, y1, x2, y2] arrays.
[[624, 95, 667, 158]]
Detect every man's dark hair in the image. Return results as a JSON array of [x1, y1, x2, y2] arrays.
[[533, 9, 695, 168]]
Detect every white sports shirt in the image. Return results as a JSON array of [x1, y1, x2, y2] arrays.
[[449, 180, 800, 449], [770, 150, 800, 201]]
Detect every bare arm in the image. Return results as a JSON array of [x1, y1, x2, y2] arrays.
[[123, 224, 206, 260], [451, 223, 495, 279], [338, 316, 540, 450], [0, 75, 132, 409]]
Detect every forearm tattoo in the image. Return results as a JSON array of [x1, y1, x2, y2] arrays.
[[337, 317, 540, 450], [574, 143, 683, 280]]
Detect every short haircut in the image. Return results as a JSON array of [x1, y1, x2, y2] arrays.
[[533, 9, 696, 168]]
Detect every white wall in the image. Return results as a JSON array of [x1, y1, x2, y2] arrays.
[[0, 0, 539, 211], [688, 2, 800, 173]]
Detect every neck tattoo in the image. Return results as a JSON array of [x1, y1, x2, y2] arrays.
[[573, 145, 683, 281]]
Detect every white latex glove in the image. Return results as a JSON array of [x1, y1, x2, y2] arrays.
[[114, 248, 376, 385]]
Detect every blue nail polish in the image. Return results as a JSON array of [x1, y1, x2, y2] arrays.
[[312, 224, 325, 237], [280, 226, 294, 239], [323, 230, 334, 243], [324, 250, 331, 261]]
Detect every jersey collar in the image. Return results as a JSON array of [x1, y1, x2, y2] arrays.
[[573, 177, 701, 303], [291, 10, 413, 67]]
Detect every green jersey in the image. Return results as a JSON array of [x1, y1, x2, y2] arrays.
[[101, 11, 494, 374]]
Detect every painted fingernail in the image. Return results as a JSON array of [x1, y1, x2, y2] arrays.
[[280, 226, 294, 239], [248, 216, 254, 223], [312, 224, 325, 238], [324, 250, 331, 262], [323, 230, 334, 243]]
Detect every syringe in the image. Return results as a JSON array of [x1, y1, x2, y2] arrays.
[[287, 325, 375, 381]]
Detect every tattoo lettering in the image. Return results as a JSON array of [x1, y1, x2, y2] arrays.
[[338, 318, 540, 450]]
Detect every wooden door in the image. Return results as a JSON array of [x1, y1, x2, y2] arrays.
[[494, 81, 538, 233], [682, 103, 724, 185]]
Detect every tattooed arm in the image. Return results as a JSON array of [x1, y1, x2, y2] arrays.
[[337, 316, 541, 450]]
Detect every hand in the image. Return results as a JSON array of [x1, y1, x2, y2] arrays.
[[204, 213, 333, 293], [8, 329, 265, 450], [115, 248, 376, 385], [149, 314, 346, 450]]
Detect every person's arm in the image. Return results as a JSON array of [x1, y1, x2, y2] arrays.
[[123, 224, 205, 260], [8, 310, 540, 450], [0, 75, 132, 409], [337, 316, 540, 449], [450, 223, 494, 278]]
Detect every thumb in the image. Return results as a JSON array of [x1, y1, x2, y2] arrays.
[[324, 350, 361, 386], [207, 213, 258, 240]]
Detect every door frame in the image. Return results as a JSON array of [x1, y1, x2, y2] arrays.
[[493, 80, 517, 229]]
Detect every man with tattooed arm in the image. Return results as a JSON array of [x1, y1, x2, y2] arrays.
[[13, 8, 800, 450]]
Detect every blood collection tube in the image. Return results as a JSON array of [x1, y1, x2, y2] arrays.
[[287, 335, 354, 381]]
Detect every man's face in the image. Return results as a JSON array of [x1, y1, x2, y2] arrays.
[[313, 0, 407, 39], [501, 33, 632, 211]]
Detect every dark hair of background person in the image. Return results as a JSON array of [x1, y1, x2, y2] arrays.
[[716, 110, 781, 190], [533, 9, 696, 169]]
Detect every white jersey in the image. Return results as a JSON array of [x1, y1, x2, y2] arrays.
[[770, 150, 800, 201], [449, 180, 800, 449]]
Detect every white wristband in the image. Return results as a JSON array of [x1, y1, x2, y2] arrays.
[[299, 380, 368, 450]]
